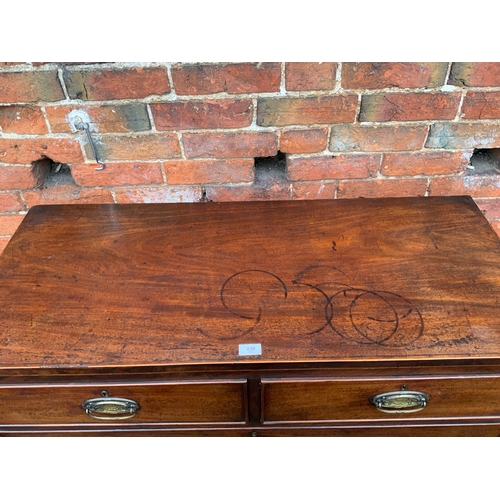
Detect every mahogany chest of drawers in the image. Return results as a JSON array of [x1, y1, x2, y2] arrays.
[[2, 196, 500, 436]]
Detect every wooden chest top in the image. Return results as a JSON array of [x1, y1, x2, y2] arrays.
[[1, 196, 500, 370]]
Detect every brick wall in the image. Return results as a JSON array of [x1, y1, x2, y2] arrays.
[[1, 61, 500, 252]]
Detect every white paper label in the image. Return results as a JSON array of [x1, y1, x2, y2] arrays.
[[238, 343, 262, 356]]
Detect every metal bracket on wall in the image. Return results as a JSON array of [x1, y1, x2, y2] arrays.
[[75, 121, 106, 171]]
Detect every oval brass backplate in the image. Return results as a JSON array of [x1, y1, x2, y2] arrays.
[[82, 395, 140, 420], [370, 390, 429, 414]]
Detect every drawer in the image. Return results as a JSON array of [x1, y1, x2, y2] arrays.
[[0, 380, 248, 425], [261, 376, 500, 423]]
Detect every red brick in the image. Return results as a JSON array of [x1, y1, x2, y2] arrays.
[[292, 182, 337, 200], [257, 95, 357, 127], [449, 63, 500, 87], [360, 92, 461, 122], [0, 106, 48, 134], [91, 134, 182, 161], [429, 175, 500, 197], [381, 151, 471, 176], [461, 91, 500, 119], [489, 220, 500, 236], [114, 186, 202, 203], [0, 162, 50, 189], [330, 124, 428, 152], [204, 62, 281, 94], [165, 159, 254, 184], [71, 162, 163, 187], [280, 128, 328, 154], [0, 192, 24, 212], [23, 185, 113, 207], [0, 71, 64, 103], [205, 183, 290, 202], [0, 138, 84, 164], [151, 100, 253, 130], [183, 132, 277, 159], [171, 63, 281, 95], [287, 154, 380, 181], [63, 67, 170, 100], [0, 237, 9, 254], [475, 198, 500, 220], [426, 122, 500, 149], [342, 63, 448, 89], [338, 178, 428, 198], [45, 104, 150, 133], [285, 63, 337, 91], [0, 214, 25, 235]]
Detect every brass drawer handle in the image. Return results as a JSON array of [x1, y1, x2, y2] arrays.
[[370, 386, 429, 414], [82, 391, 140, 420]]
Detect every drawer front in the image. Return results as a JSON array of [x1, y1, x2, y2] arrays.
[[262, 376, 500, 423], [0, 380, 247, 425]]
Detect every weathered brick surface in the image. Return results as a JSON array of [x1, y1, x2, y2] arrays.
[[461, 91, 500, 119], [0, 71, 64, 103], [206, 183, 290, 202], [0, 164, 49, 189], [285, 63, 337, 91], [381, 151, 471, 176], [88, 134, 182, 161], [0, 192, 24, 212], [342, 63, 448, 89], [429, 175, 500, 197], [172, 63, 281, 95], [360, 93, 461, 122], [114, 186, 202, 203], [0, 106, 48, 134], [338, 178, 428, 198], [287, 154, 380, 181], [46, 104, 151, 133], [182, 132, 278, 159], [63, 67, 171, 100], [279, 128, 328, 154], [0, 237, 9, 254], [330, 124, 428, 152], [292, 182, 337, 200], [257, 96, 358, 127], [0, 138, 84, 164], [71, 162, 163, 187], [23, 185, 114, 207], [449, 63, 500, 87], [151, 100, 253, 130], [165, 159, 254, 184], [0, 214, 25, 235], [2, 61, 500, 217], [475, 198, 500, 219], [490, 220, 500, 236], [426, 122, 500, 149]]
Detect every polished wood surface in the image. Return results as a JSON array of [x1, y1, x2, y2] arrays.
[[262, 375, 500, 422], [0, 380, 247, 425], [1, 196, 500, 370], [1, 196, 500, 436]]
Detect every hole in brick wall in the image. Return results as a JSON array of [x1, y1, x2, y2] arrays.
[[42, 158, 76, 189], [254, 151, 287, 185], [469, 149, 500, 175], [32, 157, 76, 188]]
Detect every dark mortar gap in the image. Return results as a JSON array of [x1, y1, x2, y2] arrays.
[[469, 148, 500, 176], [254, 151, 287, 184], [201, 187, 211, 202]]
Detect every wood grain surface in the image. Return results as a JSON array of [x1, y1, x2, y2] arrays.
[[1, 196, 500, 369]]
